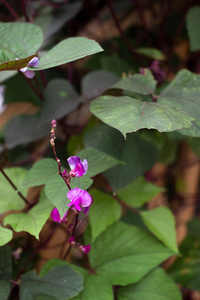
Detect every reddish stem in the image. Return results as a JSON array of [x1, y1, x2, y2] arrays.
[[0, 0, 21, 20]]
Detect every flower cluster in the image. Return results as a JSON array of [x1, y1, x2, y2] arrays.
[[69, 236, 91, 254], [51, 155, 92, 218], [20, 56, 39, 78]]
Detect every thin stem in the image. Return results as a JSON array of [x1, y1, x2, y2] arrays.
[[39, 70, 47, 88], [107, 0, 142, 64], [0, 166, 28, 204], [20, 0, 29, 22], [23, 74, 44, 101], [63, 213, 79, 260], [0, 0, 21, 20]]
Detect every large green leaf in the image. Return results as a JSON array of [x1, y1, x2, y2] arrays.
[[89, 221, 173, 285], [0, 167, 28, 213], [89, 189, 121, 241], [158, 69, 200, 137], [90, 95, 194, 137], [41, 79, 82, 124], [169, 232, 200, 291], [140, 207, 179, 253], [84, 125, 158, 191], [3, 190, 53, 239], [72, 272, 113, 300], [5, 114, 51, 149], [20, 158, 58, 189], [0, 22, 43, 60], [0, 226, 13, 247], [117, 268, 182, 300], [34, 37, 103, 70], [186, 6, 200, 52], [117, 177, 163, 208], [111, 69, 156, 94], [0, 245, 12, 300], [76, 147, 122, 178], [20, 264, 83, 300]]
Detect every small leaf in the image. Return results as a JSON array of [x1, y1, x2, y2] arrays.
[[111, 69, 156, 94], [0, 167, 28, 213], [186, 6, 200, 52], [20, 264, 83, 300], [140, 206, 179, 253], [0, 226, 13, 246], [0, 53, 38, 71], [3, 190, 53, 239], [117, 177, 163, 208], [135, 48, 165, 60], [89, 189, 121, 241], [76, 147, 122, 177], [117, 268, 182, 300], [90, 95, 194, 137], [34, 37, 103, 70], [89, 221, 173, 285], [0, 245, 12, 300], [20, 158, 58, 189], [0, 22, 43, 60]]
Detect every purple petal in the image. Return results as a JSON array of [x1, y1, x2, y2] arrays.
[[68, 236, 75, 244], [67, 156, 81, 170], [28, 56, 39, 68], [24, 70, 35, 78], [20, 66, 28, 72], [82, 244, 91, 253], [74, 198, 82, 211], [67, 188, 82, 200], [80, 190, 92, 207], [73, 162, 84, 177], [82, 159, 88, 175], [51, 208, 68, 223]]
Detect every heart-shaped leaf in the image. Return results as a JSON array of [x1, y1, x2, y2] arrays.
[[0, 226, 13, 246]]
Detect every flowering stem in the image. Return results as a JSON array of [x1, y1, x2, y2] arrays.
[[23, 74, 44, 101], [0, 166, 29, 204], [63, 212, 79, 260]]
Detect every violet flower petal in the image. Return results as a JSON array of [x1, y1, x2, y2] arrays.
[[80, 190, 92, 207], [67, 156, 81, 170], [51, 208, 68, 223], [24, 70, 35, 78], [28, 56, 39, 68]]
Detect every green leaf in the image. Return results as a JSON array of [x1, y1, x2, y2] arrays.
[[89, 221, 173, 285], [45, 175, 69, 219], [158, 69, 200, 137], [81, 70, 119, 100], [117, 177, 164, 208], [84, 125, 159, 191], [5, 114, 51, 149], [20, 158, 58, 189], [140, 207, 179, 253], [0, 226, 13, 246], [70, 175, 93, 191], [117, 268, 182, 300], [72, 273, 113, 300], [41, 79, 82, 124], [0, 245, 12, 300], [135, 48, 165, 60], [90, 95, 194, 137], [3, 190, 53, 239], [20, 264, 83, 300], [186, 6, 200, 52], [89, 189, 121, 241], [34, 37, 103, 70], [168, 233, 200, 291], [0, 53, 39, 71], [0, 50, 9, 63], [0, 167, 28, 213], [111, 69, 157, 94], [76, 147, 122, 177], [0, 22, 43, 60], [0, 70, 17, 83]]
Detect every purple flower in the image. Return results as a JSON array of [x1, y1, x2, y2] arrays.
[[67, 156, 88, 178], [68, 236, 76, 244], [20, 56, 39, 78], [80, 244, 91, 254], [67, 188, 92, 212], [51, 208, 68, 223]]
